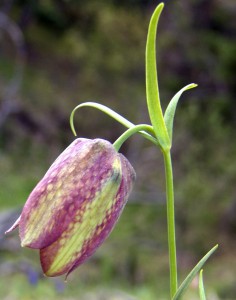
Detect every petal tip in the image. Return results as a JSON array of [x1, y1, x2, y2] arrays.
[[21, 241, 27, 248], [20, 235, 36, 248], [20, 238, 35, 249], [5, 216, 21, 235]]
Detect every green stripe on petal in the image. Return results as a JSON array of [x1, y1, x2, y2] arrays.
[[40, 157, 122, 277], [20, 139, 119, 249]]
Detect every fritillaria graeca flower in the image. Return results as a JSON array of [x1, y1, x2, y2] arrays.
[[6, 138, 135, 277]]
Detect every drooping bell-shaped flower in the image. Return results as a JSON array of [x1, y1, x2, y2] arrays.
[[6, 138, 135, 277]]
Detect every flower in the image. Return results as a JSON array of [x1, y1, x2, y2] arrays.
[[6, 138, 135, 277]]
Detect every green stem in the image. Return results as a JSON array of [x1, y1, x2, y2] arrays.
[[113, 124, 158, 151], [163, 149, 178, 298]]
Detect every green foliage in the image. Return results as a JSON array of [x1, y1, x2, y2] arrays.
[[164, 84, 197, 143], [145, 3, 170, 150], [199, 270, 206, 300], [173, 246, 217, 300]]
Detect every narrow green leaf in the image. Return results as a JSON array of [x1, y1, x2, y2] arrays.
[[164, 83, 197, 142], [173, 245, 218, 300], [70, 102, 134, 135], [70, 102, 158, 145], [199, 270, 207, 300], [146, 3, 170, 150]]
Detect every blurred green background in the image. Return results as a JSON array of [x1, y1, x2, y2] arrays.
[[0, 0, 236, 299]]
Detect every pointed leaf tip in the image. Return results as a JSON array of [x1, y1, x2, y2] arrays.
[[173, 244, 218, 300], [164, 83, 198, 143], [199, 269, 207, 300]]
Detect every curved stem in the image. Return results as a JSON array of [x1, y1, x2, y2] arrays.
[[163, 149, 178, 298], [113, 124, 158, 151]]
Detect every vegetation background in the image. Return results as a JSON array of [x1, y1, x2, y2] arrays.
[[0, 0, 236, 299]]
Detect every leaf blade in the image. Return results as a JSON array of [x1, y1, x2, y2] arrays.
[[70, 102, 158, 145], [173, 245, 218, 300], [146, 3, 170, 150], [164, 83, 197, 142], [199, 270, 207, 300]]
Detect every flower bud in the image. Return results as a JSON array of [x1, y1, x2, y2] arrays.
[[6, 138, 135, 277]]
